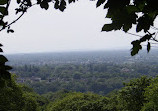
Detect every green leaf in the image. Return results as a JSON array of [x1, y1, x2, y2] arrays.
[[102, 24, 115, 31], [123, 23, 132, 32], [54, 0, 59, 9], [7, 29, 14, 33], [96, 0, 106, 7], [5, 65, 12, 70], [140, 34, 151, 42], [136, 14, 153, 32], [147, 42, 150, 53], [126, 5, 139, 13], [68, 0, 75, 4], [40, 1, 49, 10], [0, 6, 6, 15], [131, 40, 142, 56], [59, 0, 66, 12], [0, 55, 8, 64], [26, 0, 32, 6], [17, 0, 21, 4], [37, 0, 41, 4], [0, 0, 8, 5], [0, 7, 8, 15], [0, 48, 3, 52]]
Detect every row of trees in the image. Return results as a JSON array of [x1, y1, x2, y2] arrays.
[[42, 76, 158, 111], [12, 62, 158, 95]]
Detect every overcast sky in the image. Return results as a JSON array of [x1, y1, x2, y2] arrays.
[[0, 0, 139, 54]]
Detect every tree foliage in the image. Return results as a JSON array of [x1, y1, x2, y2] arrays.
[[41, 76, 158, 111], [141, 77, 158, 111], [46, 92, 109, 111], [0, 74, 48, 111], [2, 74, 158, 111], [96, 0, 158, 55], [118, 76, 151, 111], [0, 75, 24, 111]]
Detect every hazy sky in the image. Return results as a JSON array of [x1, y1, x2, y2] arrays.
[[0, 0, 139, 54]]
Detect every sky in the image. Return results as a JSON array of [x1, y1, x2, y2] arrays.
[[0, 0, 139, 54]]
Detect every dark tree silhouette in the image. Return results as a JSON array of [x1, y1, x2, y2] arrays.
[[97, 0, 158, 55]]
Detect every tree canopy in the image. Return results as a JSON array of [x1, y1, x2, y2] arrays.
[[0, 75, 48, 111], [1, 0, 158, 83]]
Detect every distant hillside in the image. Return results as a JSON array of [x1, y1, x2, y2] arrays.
[[6, 50, 158, 66], [7, 50, 158, 95]]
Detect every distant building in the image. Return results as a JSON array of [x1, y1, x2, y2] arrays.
[[17, 77, 26, 83], [30, 76, 41, 82], [121, 68, 130, 73], [17, 76, 41, 83]]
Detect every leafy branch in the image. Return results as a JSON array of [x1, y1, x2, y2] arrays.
[[97, 0, 158, 56]]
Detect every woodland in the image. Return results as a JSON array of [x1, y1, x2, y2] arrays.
[[1, 51, 158, 111]]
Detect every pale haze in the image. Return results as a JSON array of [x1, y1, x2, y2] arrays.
[[0, 0, 138, 54]]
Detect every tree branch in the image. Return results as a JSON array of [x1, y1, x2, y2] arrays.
[[0, 3, 38, 32], [126, 31, 143, 38], [0, 12, 25, 32], [151, 37, 158, 42]]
